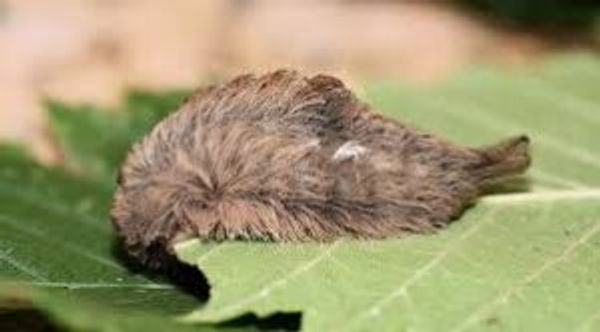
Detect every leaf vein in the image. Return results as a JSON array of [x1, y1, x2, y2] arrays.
[[212, 241, 342, 317], [344, 208, 499, 329], [451, 220, 600, 332], [0, 248, 48, 282], [0, 214, 125, 273]]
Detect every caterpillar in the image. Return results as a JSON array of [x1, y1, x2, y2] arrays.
[[111, 70, 530, 269]]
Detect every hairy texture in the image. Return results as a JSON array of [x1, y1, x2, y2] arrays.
[[111, 70, 531, 269]]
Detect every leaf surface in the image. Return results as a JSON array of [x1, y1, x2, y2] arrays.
[[175, 54, 600, 332], [0, 106, 212, 330]]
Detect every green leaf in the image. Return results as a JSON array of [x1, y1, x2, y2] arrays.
[[0, 286, 223, 332], [0, 148, 212, 331], [175, 54, 600, 332]]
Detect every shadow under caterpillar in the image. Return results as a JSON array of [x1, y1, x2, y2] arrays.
[[111, 70, 531, 270]]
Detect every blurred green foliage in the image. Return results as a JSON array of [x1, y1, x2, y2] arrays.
[[47, 89, 192, 181], [460, 0, 600, 27]]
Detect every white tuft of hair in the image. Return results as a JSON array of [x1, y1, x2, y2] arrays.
[[333, 141, 368, 161]]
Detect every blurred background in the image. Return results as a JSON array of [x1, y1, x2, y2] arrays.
[[1, 0, 599, 162]]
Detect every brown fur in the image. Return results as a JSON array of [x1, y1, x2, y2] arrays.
[[111, 70, 531, 269]]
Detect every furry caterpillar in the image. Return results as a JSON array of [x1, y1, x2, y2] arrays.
[[111, 70, 530, 269]]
